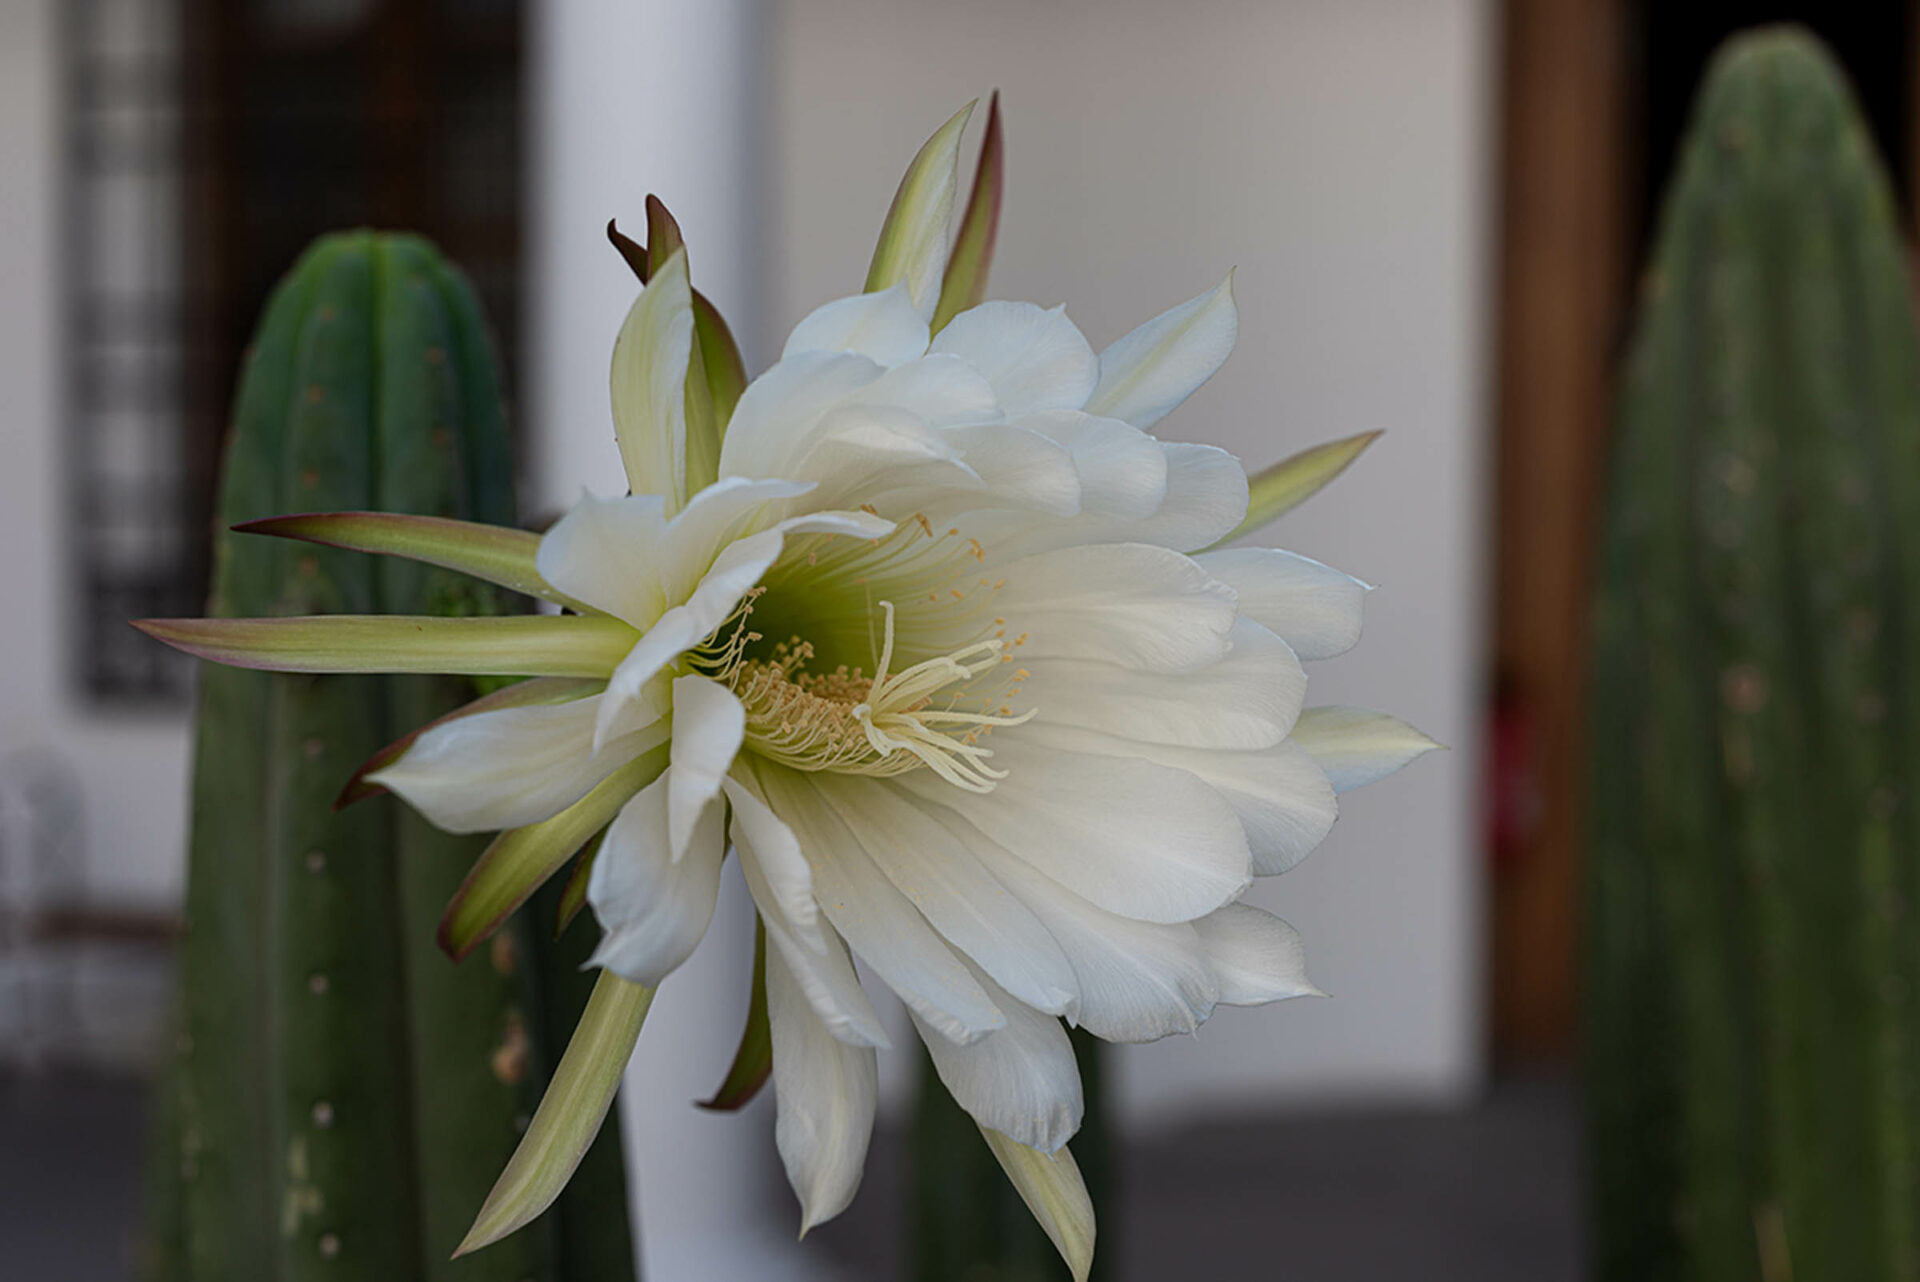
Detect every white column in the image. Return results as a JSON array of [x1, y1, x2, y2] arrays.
[[527, 0, 771, 513], [525, 4, 823, 1280]]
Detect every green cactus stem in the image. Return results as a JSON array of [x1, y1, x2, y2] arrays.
[[1588, 28, 1920, 1282], [144, 232, 637, 1280]]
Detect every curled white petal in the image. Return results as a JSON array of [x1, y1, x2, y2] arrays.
[[766, 940, 879, 1233], [912, 964, 1082, 1152], [1196, 547, 1370, 661], [1193, 903, 1324, 1005], [586, 771, 726, 986], [784, 283, 929, 368], [370, 694, 662, 834], [930, 301, 1098, 418], [666, 675, 745, 860], [610, 249, 695, 505]]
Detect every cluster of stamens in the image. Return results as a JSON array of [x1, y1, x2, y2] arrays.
[[710, 597, 1034, 793]]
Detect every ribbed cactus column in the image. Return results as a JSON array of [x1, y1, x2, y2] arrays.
[[145, 232, 636, 1280], [1588, 28, 1920, 1282]]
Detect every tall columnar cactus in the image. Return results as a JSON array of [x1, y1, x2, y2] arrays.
[[1588, 28, 1920, 1282], [144, 232, 636, 1280]]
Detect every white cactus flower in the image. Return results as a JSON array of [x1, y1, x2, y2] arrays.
[[138, 98, 1434, 1280]]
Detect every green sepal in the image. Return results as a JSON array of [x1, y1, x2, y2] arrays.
[[1208, 430, 1382, 548], [644, 195, 686, 278], [978, 1127, 1095, 1282], [554, 828, 607, 938], [456, 971, 657, 1256], [696, 917, 772, 1112], [865, 100, 977, 314], [133, 614, 636, 678], [610, 205, 748, 462], [606, 219, 649, 283], [439, 747, 667, 961], [931, 91, 1004, 335], [235, 511, 591, 611]]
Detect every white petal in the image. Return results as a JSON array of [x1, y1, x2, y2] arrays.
[[1193, 903, 1323, 1005], [718, 351, 885, 481], [1022, 619, 1303, 750], [968, 838, 1219, 1042], [667, 675, 745, 860], [593, 528, 784, 751], [1120, 442, 1249, 552], [535, 493, 669, 628], [989, 441, 1247, 556], [1017, 410, 1167, 519], [1288, 706, 1441, 792], [766, 941, 879, 1233], [786, 402, 975, 505], [729, 771, 890, 1049], [722, 771, 824, 953], [1196, 547, 1369, 661], [812, 776, 1078, 1017], [610, 249, 695, 504], [656, 476, 815, 599], [783, 283, 930, 368], [1084, 275, 1237, 429], [759, 771, 1006, 1044], [912, 967, 1082, 1152], [585, 771, 726, 985], [902, 738, 1251, 925], [995, 543, 1237, 673], [929, 302, 1098, 418], [370, 693, 663, 834], [774, 508, 898, 541], [1024, 723, 1337, 876], [979, 1129, 1096, 1282], [935, 424, 1080, 516], [848, 353, 1000, 428]]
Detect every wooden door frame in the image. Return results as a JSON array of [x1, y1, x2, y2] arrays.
[[1490, 0, 1634, 1062]]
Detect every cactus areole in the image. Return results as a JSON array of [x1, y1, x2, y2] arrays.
[[145, 232, 635, 1281], [1588, 28, 1920, 1282]]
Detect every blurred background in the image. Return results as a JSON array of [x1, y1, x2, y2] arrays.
[[2, 1, 1914, 1279]]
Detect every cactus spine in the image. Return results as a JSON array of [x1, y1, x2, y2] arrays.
[[1589, 28, 1920, 1281], [146, 232, 636, 1280]]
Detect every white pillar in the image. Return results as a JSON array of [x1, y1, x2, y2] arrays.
[[526, 4, 821, 1280]]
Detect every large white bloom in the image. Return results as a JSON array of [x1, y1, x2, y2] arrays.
[[384, 263, 1423, 1217], [138, 100, 1434, 1278]]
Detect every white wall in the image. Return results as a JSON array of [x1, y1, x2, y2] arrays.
[[0, 0, 191, 912], [775, 0, 1493, 1122]]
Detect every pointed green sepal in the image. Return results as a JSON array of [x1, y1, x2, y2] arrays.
[[696, 917, 772, 1111], [132, 614, 636, 677], [235, 511, 590, 611], [439, 747, 666, 961], [644, 195, 686, 278], [1210, 430, 1383, 548], [454, 970, 656, 1256], [607, 218, 650, 283], [931, 91, 1004, 335], [979, 1127, 1096, 1282], [554, 828, 607, 938], [865, 100, 977, 317], [336, 676, 605, 809], [608, 216, 747, 435], [692, 292, 748, 433]]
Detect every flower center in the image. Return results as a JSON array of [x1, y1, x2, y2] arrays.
[[718, 600, 1034, 793]]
